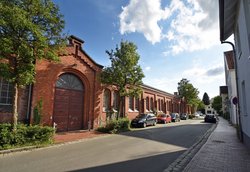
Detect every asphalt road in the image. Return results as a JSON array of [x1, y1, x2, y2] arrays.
[[0, 119, 213, 172]]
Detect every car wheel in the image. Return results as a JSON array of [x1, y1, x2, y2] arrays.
[[143, 122, 147, 128], [153, 121, 157, 126], [163, 120, 167, 124]]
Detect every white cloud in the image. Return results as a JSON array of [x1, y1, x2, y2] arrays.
[[145, 66, 151, 71], [119, 0, 170, 44], [119, 0, 220, 54], [164, 0, 220, 54], [181, 63, 225, 98]]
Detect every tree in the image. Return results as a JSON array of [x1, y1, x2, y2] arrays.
[[212, 96, 222, 115], [0, 0, 66, 130], [100, 41, 145, 118], [202, 92, 210, 105], [177, 78, 200, 113], [197, 100, 205, 114]]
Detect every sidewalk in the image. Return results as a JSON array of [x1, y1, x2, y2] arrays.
[[183, 117, 250, 172], [54, 130, 108, 144]]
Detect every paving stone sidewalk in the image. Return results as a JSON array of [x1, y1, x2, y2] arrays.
[[183, 117, 250, 172]]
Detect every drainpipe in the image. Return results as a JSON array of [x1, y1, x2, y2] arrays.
[[26, 84, 33, 125], [221, 40, 243, 142]]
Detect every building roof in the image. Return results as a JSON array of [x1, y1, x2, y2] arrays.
[[69, 35, 103, 69], [219, 0, 239, 41], [224, 51, 235, 69], [220, 86, 228, 95], [142, 84, 174, 97]]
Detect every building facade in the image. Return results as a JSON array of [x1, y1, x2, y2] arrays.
[[224, 51, 237, 124], [0, 36, 190, 132], [219, 0, 250, 148]]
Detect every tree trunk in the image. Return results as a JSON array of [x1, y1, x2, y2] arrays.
[[12, 83, 18, 131]]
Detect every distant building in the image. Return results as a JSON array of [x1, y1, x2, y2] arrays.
[[219, 0, 250, 148], [205, 98, 217, 115]]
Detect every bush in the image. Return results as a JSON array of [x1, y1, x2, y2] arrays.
[[0, 123, 55, 150], [188, 114, 195, 119], [97, 118, 130, 134]]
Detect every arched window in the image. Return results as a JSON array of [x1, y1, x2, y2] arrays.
[[129, 96, 134, 111], [0, 77, 13, 105], [146, 97, 149, 111], [113, 91, 119, 111], [161, 100, 164, 112], [103, 89, 111, 112], [56, 73, 83, 91], [158, 99, 161, 111], [150, 98, 154, 111], [135, 98, 139, 111]]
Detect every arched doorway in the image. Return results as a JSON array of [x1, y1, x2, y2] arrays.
[[53, 73, 84, 132]]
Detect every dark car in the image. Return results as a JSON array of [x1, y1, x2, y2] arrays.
[[157, 114, 171, 124], [180, 113, 188, 120], [131, 113, 157, 128], [171, 113, 180, 122], [204, 114, 217, 123]]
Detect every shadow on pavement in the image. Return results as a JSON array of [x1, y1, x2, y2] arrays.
[[120, 122, 214, 149], [68, 150, 185, 172]]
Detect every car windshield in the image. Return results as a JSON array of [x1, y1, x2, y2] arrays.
[[171, 113, 176, 117]]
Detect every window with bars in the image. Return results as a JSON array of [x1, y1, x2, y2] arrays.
[[0, 78, 13, 105], [56, 73, 84, 91]]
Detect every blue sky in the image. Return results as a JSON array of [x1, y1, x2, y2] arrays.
[[53, 0, 232, 99]]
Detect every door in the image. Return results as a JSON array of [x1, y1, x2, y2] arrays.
[[53, 73, 84, 132]]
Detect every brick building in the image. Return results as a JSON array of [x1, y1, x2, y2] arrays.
[[0, 36, 190, 132]]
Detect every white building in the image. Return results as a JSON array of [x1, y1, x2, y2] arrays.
[[219, 0, 250, 148], [224, 51, 237, 125], [205, 98, 217, 115]]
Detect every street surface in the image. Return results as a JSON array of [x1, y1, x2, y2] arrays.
[[0, 119, 213, 172]]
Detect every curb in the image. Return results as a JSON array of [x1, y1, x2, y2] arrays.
[[163, 121, 218, 172]]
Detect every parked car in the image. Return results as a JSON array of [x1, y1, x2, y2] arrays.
[[204, 114, 217, 123], [170, 113, 180, 122], [157, 114, 171, 124], [131, 113, 157, 128], [180, 113, 188, 120]]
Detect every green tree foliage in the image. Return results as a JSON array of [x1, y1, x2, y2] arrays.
[[100, 41, 145, 118], [212, 96, 222, 114], [0, 0, 66, 129], [177, 78, 200, 112], [202, 92, 210, 105], [197, 100, 205, 111]]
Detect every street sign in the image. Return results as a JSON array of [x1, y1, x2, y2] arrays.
[[232, 97, 238, 105]]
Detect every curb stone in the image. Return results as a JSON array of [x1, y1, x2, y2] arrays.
[[163, 121, 218, 172]]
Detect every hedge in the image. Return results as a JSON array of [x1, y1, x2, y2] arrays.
[[0, 123, 55, 150], [97, 118, 130, 134]]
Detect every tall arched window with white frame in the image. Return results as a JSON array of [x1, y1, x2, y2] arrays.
[[103, 89, 111, 112], [113, 91, 119, 111]]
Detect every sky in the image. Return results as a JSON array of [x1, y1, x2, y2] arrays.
[[53, 0, 233, 99]]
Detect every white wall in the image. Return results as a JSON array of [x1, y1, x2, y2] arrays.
[[235, 0, 250, 138]]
